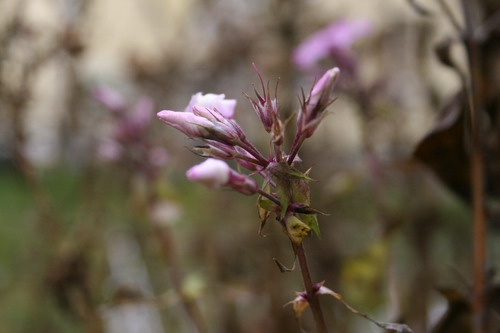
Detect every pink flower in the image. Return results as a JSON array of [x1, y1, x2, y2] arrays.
[[185, 92, 237, 119], [97, 140, 123, 161], [157, 110, 213, 138], [292, 19, 372, 71], [94, 85, 126, 112], [115, 97, 154, 141], [148, 146, 169, 167], [186, 158, 231, 188]]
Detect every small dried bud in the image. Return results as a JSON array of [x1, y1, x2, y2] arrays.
[[285, 215, 311, 244], [246, 64, 281, 134]]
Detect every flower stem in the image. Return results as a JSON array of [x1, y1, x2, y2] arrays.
[[287, 135, 305, 165], [257, 189, 281, 206], [296, 243, 329, 333], [239, 139, 269, 167], [461, 1, 487, 332]]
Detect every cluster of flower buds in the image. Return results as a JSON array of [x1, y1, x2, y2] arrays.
[[157, 66, 339, 242], [94, 86, 168, 178]]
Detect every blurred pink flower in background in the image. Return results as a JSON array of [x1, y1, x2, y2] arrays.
[[94, 85, 127, 112], [114, 97, 154, 142], [94, 86, 169, 176], [292, 19, 372, 73]]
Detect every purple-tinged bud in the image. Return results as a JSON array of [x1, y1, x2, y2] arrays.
[[94, 86, 126, 112], [185, 92, 236, 119], [192, 140, 237, 160], [192, 106, 245, 145], [186, 158, 230, 189], [308, 67, 340, 112], [157, 110, 213, 138], [298, 67, 340, 138], [227, 170, 259, 195]]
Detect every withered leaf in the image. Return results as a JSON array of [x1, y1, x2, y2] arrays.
[[413, 91, 470, 201]]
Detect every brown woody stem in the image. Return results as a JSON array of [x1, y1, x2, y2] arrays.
[[461, 1, 487, 332]]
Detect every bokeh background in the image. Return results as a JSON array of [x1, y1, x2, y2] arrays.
[[0, 0, 499, 332]]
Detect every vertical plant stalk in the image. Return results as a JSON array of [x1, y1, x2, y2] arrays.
[[145, 189, 207, 333], [461, 1, 486, 332], [154, 223, 207, 333], [296, 243, 329, 333]]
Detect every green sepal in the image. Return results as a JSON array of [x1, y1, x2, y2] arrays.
[[269, 162, 315, 181], [300, 213, 320, 237]]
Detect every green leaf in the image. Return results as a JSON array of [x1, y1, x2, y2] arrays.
[[291, 178, 311, 205], [274, 178, 291, 219]]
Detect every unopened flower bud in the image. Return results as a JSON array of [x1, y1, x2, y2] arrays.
[[157, 110, 213, 138], [192, 106, 245, 145], [298, 67, 340, 138], [192, 141, 236, 160], [308, 67, 340, 113], [186, 158, 259, 195], [186, 158, 231, 189]]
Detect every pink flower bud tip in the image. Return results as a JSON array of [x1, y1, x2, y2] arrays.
[[311, 67, 340, 96], [157, 110, 212, 138], [186, 158, 230, 189]]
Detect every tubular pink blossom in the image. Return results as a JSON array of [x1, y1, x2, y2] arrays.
[[292, 19, 372, 71], [185, 92, 237, 119], [186, 158, 231, 189], [157, 110, 213, 138]]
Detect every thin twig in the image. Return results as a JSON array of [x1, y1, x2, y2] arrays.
[[461, 1, 487, 332], [296, 243, 329, 333], [437, 0, 463, 32]]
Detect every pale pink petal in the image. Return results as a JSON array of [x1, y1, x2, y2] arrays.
[[157, 110, 212, 138]]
